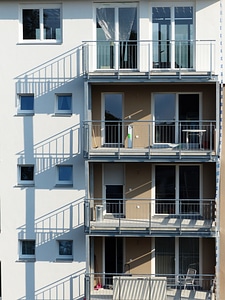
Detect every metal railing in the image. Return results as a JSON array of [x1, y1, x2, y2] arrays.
[[84, 198, 215, 234], [83, 120, 216, 157], [82, 39, 216, 74], [85, 273, 215, 300]]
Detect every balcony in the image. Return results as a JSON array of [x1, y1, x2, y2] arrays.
[[85, 273, 215, 300], [84, 198, 216, 236], [82, 40, 216, 80], [83, 120, 216, 161]]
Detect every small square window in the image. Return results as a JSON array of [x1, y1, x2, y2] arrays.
[[56, 94, 72, 114], [58, 240, 73, 257], [18, 95, 34, 114], [19, 165, 34, 185], [20, 240, 35, 260], [57, 165, 73, 186]]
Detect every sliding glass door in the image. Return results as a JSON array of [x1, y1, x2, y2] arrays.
[[155, 165, 200, 215], [96, 5, 137, 69], [152, 6, 193, 69]]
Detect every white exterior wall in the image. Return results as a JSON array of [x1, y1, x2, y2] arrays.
[[0, 0, 222, 299], [0, 1, 93, 299]]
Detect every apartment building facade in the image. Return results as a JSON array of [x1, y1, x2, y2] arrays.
[[0, 0, 223, 299]]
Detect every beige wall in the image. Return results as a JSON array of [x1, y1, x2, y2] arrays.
[[125, 238, 152, 274], [125, 163, 152, 219], [91, 84, 216, 148]]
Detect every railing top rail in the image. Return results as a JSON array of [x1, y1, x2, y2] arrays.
[[85, 198, 215, 202], [85, 272, 215, 277], [83, 39, 216, 43], [83, 120, 216, 124]]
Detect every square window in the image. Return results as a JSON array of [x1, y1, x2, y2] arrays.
[[20, 240, 35, 260], [58, 240, 73, 257], [57, 165, 73, 185], [18, 95, 34, 113], [56, 94, 72, 114], [21, 5, 61, 42], [19, 165, 34, 185]]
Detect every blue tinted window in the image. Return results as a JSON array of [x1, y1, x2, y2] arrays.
[[58, 95, 72, 111], [21, 95, 34, 111], [58, 165, 72, 181]]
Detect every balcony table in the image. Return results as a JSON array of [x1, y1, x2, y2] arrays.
[[182, 129, 206, 150]]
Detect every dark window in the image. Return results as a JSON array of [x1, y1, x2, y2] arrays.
[[23, 9, 39, 39], [22, 240, 35, 255], [20, 166, 34, 181], [59, 240, 72, 256]]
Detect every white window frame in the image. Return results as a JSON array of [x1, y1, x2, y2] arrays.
[[55, 94, 72, 115], [17, 94, 34, 115], [56, 165, 73, 186], [18, 164, 35, 186], [19, 240, 36, 260], [57, 240, 73, 260], [93, 3, 138, 71], [19, 4, 62, 44], [150, 3, 195, 70]]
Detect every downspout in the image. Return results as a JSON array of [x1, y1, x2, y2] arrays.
[[216, 0, 224, 298]]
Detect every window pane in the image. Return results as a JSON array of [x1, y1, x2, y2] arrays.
[[44, 9, 60, 39], [155, 237, 175, 275], [179, 166, 199, 199], [154, 93, 175, 143], [175, 7, 193, 68], [21, 95, 34, 111], [59, 240, 72, 255], [21, 166, 34, 181], [22, 240, 35, 255], [58, 166, 72, 181], [152, 7, 171, 68], [23, 9, 40, 39], [179, 238, 199, 274], [58, 95, 71, 111]]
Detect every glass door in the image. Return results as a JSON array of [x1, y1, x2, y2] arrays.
[[152, 6, 194, 69], [154, 93, 176, 145], [96, 6, 137, 69], [106, 185, 124, 216], [152, 7, 171, 68], [105, 237, 123, 286], [179, 166, 200, 214], [175, 7, 193, 69], [103, 93, 123, 147], [155, 166, 175, 214]]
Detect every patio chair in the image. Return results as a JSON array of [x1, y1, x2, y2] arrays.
[[179, 268, 197, 290]]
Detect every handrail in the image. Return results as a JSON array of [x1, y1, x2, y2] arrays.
[[83, 120, 217, 156], [82, 39, 216, 75], [84, 198, 216, 234]]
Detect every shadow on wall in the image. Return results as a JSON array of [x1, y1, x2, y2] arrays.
[[17, 197, 84, 248], [17, 269, 85, 300], [16, 124, 81, 176], [15, 46, 84, 98]]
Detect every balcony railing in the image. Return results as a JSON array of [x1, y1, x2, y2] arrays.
[[85, 273, 215, 300], [84, 198, 216, 236], [83, 120, 216, 159], [82, 40, 216, 76]]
